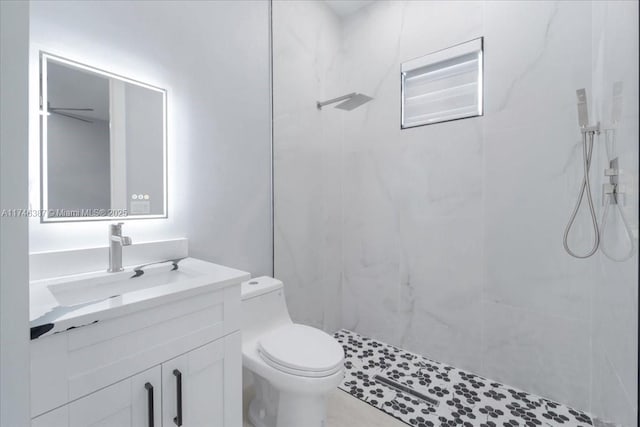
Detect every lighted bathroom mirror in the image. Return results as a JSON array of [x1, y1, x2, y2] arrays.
[[401, 37, 483, 128], [39, 52, 167, 222]]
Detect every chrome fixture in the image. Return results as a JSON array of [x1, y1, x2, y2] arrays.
[[598, 81, 636, 262], [373, 375, 439, 407], [316, 92, 373, 111], [108, 222, 132, 272], [599, 157, 635, 261], [563, 89, 600, 259], [602, 157, 621, 206], [576, 88, 590, 128]]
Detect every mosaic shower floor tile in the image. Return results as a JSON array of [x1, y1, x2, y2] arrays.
[[334, 329, 602, 427]]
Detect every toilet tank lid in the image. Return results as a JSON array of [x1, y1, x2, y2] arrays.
[[241, 276, 283, 301]]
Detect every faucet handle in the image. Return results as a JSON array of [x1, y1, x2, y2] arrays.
[[121, 236, 132, 246], [110, 222, 125, 232]]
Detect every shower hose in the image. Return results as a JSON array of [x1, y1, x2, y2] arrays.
[[599, 196, 635, 261], [563, 130, 600, 258]]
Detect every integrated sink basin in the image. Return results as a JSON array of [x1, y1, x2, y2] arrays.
[[30, 257, 250, 339], [48, 261, 199, 306]]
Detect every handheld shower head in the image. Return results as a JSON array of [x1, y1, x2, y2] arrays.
[[576, 88, 589, 128]]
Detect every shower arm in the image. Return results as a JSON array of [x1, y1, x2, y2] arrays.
[[316, 93, 357, 109]]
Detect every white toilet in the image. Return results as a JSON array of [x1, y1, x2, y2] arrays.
[[241, 276, 345, 427]]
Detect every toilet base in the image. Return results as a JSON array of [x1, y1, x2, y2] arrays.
[[247, 374, 329, 427]]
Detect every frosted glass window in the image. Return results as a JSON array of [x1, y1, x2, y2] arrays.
[[401, 38, 483, 128]]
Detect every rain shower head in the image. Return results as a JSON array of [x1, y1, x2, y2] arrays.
[[334, 93, 373, 111], [317, 92, 373, 111]]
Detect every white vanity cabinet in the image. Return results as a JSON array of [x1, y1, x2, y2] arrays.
[[161, 333, 241, 427], [33, 366, 161, 427], [31, 277, 245, 427]]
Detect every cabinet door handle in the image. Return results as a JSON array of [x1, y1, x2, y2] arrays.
[[144, 382, 154, 427], [173, 369, 183, 426]]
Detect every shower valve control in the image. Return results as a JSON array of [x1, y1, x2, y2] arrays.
[[604, 159, 619, 182], [602, 184, 626, 206], [603, 183, 616, 195], [602, 158, 624, 205]]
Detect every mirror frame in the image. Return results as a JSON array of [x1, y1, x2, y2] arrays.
[[39, 52, 168, 223]]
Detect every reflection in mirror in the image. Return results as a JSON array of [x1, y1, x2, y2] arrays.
[[40, 53, 167, 222]]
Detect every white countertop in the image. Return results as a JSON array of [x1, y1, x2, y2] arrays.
[[30, 257, 250, 339]]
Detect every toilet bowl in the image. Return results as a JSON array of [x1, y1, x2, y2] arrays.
[[241, 277, 345, 427]]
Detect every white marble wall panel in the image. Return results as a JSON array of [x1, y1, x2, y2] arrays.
[[483, 123, 597, 321], [590, 1, 639, 426], [337, 0, 485, 372], [273, 0, 343, 332], [482, 301, 592, 411], [480, 4, 597, 406]]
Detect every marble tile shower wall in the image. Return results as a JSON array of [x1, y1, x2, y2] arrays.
[[273, 1, 638, 426], [273, 0, 344, 333], [590, 2, 638, 427]]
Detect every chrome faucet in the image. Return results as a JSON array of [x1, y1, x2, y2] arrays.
[[108, 222, 132, 272]]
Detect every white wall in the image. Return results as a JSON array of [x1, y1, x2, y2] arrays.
[[29, 1, 272, 276], [273, 1, 638, 424], [178, 1, 272, 276], [0, 1, 31, 425]]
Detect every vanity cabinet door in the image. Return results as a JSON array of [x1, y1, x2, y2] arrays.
[[161, 332, 241, 427], [67, 366, 161, 427]]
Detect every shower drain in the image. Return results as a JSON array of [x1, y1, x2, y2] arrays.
[[373, 374, 440, 407]]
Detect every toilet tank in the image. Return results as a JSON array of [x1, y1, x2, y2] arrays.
[[241, 276, 292, 342]]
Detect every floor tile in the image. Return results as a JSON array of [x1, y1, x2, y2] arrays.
[[335, 329, 602, 427]]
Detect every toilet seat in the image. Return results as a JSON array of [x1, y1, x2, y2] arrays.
[[258, 324, 344, 378]]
